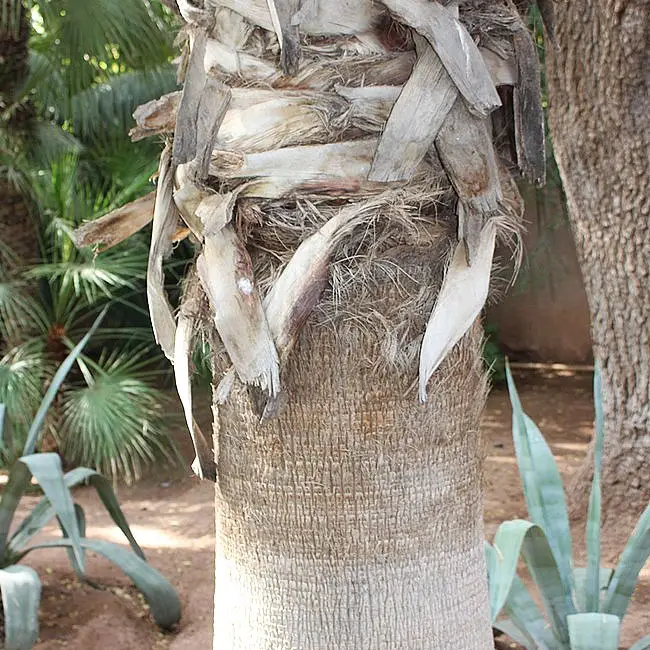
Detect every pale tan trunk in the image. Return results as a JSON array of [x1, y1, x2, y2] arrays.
[[546, 0, 650, 512], [213, 321, 492, 649]]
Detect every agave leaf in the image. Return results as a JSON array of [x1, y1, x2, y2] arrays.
[[18, 454, 85, 574], [573, 567, 613, 612], [0, 461, 31, 561], [19, 539, 181, 630], [494, 617, 537, 649], [489, 519, 572, 644], [567, 613, 620, 650], [22, 307, 107, 456], [629, 635, 650, 650], [9, 466, 145, 559], [500, 574, 559, 650], [585, 366, 605, 612], [0, 402, 6, 449], [56, 504, 87, 580], [602, 501, 650, 619], [505, 363, 574, 599], [0, 565, 41, 650]]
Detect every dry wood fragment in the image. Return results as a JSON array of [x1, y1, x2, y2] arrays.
[[172, 29, 208, 166], [335, 85, 401, 132], [147, 146, 178, 361], [193, 79, 232, 179], [210, 139, 400, 198], [215, 0, 381, 36], [369, 36, 457, 182], [196, 226, 280, 395], [204, 38, 277, 80], [262, 193, 394, 417], [381, 0, 501, 116], [435, 99, 502, 264], [131, 88, 349, 153], [480, 46, 517, 86], [265, 0, 301, 74], [512, 28, 546, 185], [419, 222, 496, 402], [73, 192, 155, 250], [174, 310, 217, 481]]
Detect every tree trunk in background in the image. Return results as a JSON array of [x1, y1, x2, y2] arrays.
[[0, 0, 39, 264], [213, 320, 492, 649], [546, 0, 650, 512]]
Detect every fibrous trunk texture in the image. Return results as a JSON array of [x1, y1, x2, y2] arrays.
[[547, 0, 650, 512], [213, 319, 492, 650], [76, 0, 545, 646]]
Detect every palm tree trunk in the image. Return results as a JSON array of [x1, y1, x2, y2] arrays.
[[213, 319, 492, 650], [100, 2, 543, 646]]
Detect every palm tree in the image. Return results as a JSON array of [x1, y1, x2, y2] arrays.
[[84, 0, 547, 646]]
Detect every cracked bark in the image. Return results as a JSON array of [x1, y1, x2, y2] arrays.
[[547, 0, 650, 513]]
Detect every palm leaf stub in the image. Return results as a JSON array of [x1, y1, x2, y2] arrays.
[[79, 0, 542, 476]]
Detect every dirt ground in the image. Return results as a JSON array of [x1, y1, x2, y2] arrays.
[[9, 369, 649, 649]]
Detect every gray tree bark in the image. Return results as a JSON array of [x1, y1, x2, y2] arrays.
[[546, 0, 650, 511]]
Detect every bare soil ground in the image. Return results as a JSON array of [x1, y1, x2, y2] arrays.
[[9, 369, 650, 649]]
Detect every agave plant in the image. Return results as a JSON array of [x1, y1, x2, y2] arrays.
[[0, 312, 181, 650], [486, 364, 650, 650]]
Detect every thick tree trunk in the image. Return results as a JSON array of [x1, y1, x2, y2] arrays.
[[546, 1, 650, 511], [0, 0, 39, 264], [213, 321, 492, 650]]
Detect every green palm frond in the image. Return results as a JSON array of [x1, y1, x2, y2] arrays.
[[59, 346, 177, 483], [30, 0, 174, 95], [68, 65, 178, 143], [26, 242, 147, 304], [0, 342, 53, 459]]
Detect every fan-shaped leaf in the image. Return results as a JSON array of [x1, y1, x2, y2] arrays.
[[22, 307, 106, 456]]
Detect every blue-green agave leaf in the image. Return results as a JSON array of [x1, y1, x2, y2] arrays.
[[9, 466, 144, 559], [491, 519, 572, 644], [18, 454, 85, 573], [602, 502, 650, 618], [573, 566, 612, 612], [505, 362, 574, 599], [585, 366, 604, 612], [20, 538, 181, 629], [501, 575, 560, 650], [629, 634, 650, 650], [567, 613, 619, 650], [0, 565, 41, 650], [0, 461, 31, 561]]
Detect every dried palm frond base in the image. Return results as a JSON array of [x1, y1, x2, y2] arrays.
[[74, 0, 543, 478]]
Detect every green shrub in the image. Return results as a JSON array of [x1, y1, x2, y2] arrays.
[[0, 312, 181, 649], [486, 363, 650, 650]]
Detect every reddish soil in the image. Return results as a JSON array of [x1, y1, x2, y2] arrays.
[[7, 369, 650, 649]]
